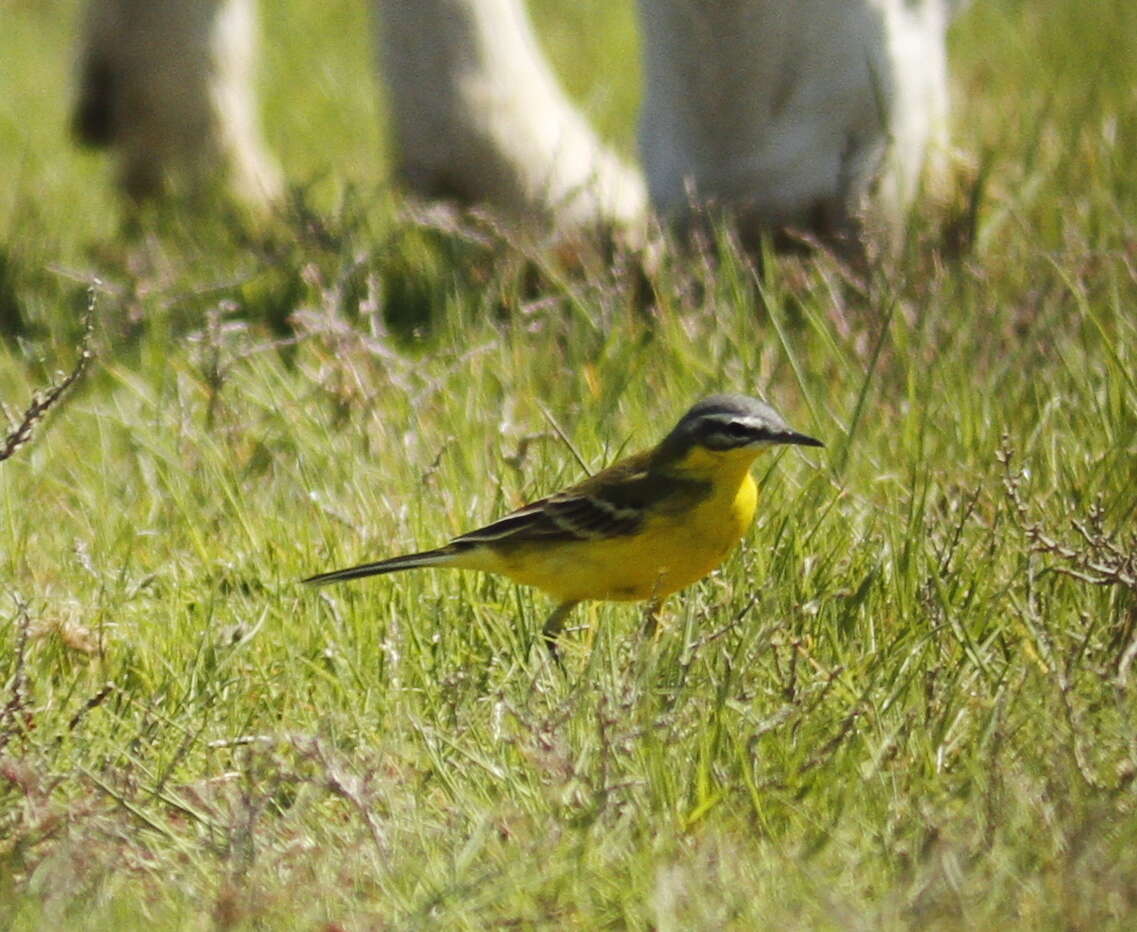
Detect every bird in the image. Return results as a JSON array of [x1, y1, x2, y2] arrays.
[[304, 394, 823, 658]]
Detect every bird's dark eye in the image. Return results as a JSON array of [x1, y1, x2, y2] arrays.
[[725, 421, 752, 437]]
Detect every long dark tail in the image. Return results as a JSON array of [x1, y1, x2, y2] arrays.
[[302, 547, 457, 586]]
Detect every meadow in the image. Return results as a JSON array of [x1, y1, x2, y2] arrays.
[[2, 0, 1136, 927]]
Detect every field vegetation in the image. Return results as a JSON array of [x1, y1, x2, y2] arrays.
[[2, 0, 1136, 927]]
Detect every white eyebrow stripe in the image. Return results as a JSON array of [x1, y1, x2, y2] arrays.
[[699, 413, 772, 428]]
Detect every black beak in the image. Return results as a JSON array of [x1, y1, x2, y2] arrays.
[[779, 429, 824, 448]]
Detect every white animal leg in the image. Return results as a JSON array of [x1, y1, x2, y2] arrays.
[[372, 0, 647, 230], [73, 0, 281, 209], [635, 0, 953, 243]]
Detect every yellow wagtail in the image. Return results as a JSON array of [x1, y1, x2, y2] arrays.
[[304, 394, 822, 656]]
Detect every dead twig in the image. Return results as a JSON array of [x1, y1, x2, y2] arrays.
[[1, 288, 96, 464], [0, 595, 32, 754]]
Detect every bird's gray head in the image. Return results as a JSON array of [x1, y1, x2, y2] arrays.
[[656, 394, 823, 460]]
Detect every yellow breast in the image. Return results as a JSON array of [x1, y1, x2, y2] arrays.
[[471, 455, 760, 604]]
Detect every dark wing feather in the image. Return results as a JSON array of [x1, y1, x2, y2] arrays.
[[450, 451, 710, 549]]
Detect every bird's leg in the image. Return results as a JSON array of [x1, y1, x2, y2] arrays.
[[641, 599, 664, 640], [541, 600, 580, 663]]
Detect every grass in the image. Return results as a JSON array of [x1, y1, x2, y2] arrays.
[[2, 0, 1137, 927]]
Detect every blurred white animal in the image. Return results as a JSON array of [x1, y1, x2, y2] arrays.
[[73, 0, 282, 207], [73, 0, 962, 240], [638, 0, 957, 242]]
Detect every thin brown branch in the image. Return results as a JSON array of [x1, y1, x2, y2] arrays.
[[1, 288, 96, 464]]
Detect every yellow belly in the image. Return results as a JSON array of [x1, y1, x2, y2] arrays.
[[467, 473, 758, 604]]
